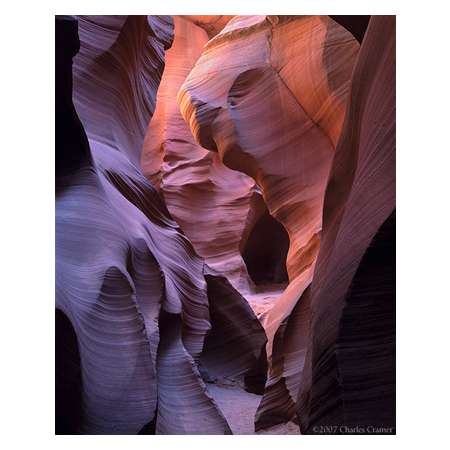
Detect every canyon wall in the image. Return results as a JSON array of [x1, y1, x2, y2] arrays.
[[296, 15, 396, 433], [179, 14, 359, 299], [253, 15, 395, 433], [178, 15, 362, 428], [55, 15, 266, 435], [56, 14, 395, 435], [142, 16, 257, 292]]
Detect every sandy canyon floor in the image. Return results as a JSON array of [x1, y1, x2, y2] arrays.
[[206, 283, 299, 434]]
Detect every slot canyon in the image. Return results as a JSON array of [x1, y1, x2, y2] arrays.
[[55, 14, 395, 435]]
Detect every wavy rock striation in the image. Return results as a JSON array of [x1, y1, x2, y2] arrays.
[[56, 14, 395, 435], [296, 15, 396, 434], [253, 15, 396, 433], [55, 16, 266, 435], [181, 15, 234, 38], [178, 15, 360, 428], [239, 14, 395, 433], [142, 16, 258, 293]]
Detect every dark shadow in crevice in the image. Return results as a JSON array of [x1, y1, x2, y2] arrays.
[[201, 271, 268, 394], [138, 403, 157, 435], [335, 210, 396, 433], [55, 309, 82, 434], [55, 16, 93, 180], [242, 210, 289, 286], [329, 15, 371, 44]]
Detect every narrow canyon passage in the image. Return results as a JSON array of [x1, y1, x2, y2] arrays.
[[56, 14, 396, 435]]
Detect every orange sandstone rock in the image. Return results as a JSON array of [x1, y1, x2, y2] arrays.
[[178, 17, 360, 426], [142, 16, 259, 292]]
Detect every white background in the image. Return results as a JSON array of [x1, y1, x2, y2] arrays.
[[1, 0, 449, 448]]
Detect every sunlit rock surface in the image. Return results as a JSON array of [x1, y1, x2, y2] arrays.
[[142, 16, 257, 293], [178, 15, 361, 428], [244, 15, 395, 433], [181, 15, 234, 38], [56, 14, 395, 435], [179, 14, 359, 293]]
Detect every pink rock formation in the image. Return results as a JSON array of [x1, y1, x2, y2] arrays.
[[178, 15, 360, 426], [179, 15, 359, 285], [56, 14, 395, 435], [181, 15, 234, 38], [56, 15, 266, 435], [251, 15, 395, 432], [142, 16, 257, 292]]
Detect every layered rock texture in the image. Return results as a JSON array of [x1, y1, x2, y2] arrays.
[[179, 16, 358, 298], [296, 15, 396, 433], [142, 16, 257, 292], [177, 14, 362, 428], [55, 16, 266, 435], [56, 14, 395, 435]]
